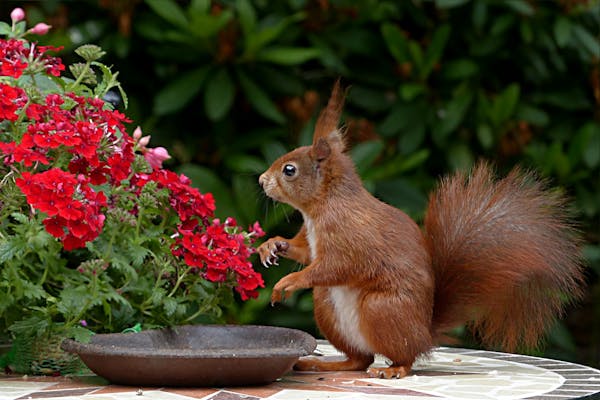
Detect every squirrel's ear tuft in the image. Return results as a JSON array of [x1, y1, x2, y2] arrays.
[[313, 79, 345, 147]]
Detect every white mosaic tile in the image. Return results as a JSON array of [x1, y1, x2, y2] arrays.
[[0, 380, 55, 400], [265, 389, 428, 399], [13, 390, 198, 400], [313, 343, 568, 399]]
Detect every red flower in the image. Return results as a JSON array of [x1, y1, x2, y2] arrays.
[[1, 58, 27, 78], [0, 83, 25, 121], [43, 217, 65, 238]]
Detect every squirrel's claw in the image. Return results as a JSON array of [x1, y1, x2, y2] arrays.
[[257, 239, 286, 268]]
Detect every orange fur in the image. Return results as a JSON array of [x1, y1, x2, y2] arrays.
[[257, 82, 585, 378]]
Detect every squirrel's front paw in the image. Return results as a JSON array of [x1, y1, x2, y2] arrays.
[[271, 272, 305, 304], [258, 238, 289, 267]]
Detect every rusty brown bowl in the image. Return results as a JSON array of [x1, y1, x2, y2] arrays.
[[61, 324, 316, 387]]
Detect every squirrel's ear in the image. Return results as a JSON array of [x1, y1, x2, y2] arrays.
[[313, 79, 346, 148], [312, 137, 331, 162]]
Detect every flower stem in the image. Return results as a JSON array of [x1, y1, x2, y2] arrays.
[[168, 266, 192, 298]]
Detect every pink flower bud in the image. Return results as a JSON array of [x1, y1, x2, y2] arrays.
[[10, 8, 25, 23], [144, 146, 171, 169], [29, 22, 51, 35], [133, 126, 143, 140], [139, 135, 151, 148]]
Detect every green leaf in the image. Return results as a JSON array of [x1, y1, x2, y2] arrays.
[[224, 154, 267, 174], [348, 85, 393, 113], [572, 24, 600, 59], [516, 104, 549, 126], [554, 17, 572, 47], [432, 91, 473, 143], [351, 140, 384, 174], [256, 47, 320, 65], [232, 175, 260, 224], [520, 21, 533, 43], [154, 66, 209, 115], [477, 124, 494, 150], [472, 2, 487, 31], [582, 124, 600, 169], [399, 124, 426, 154], [407, 41, 424, 70], [204, 69, 235, 121], [236, 0, 256, 35], [10, 212, 30, 224], [8, 315, 51, 337], [490, 83, 520, 127], [0, 241, 18, 263], [150, 288, 166, 306], [400, 83, 426, 101], [421, 24, 451, 79], [188, 10, 233, 38], [442, 59, 479, 80], [364, 149, 429, 181], [491, 14, 516, 36], [0, 22, 11, 35], [237, 70, 286, 124], [163, 297, 178, 317], [243, 13, 305, 56], [22, 281, 46, 301], [189, 0, 210, 14], [378, 101, 427, 138], [505, 0, 535, 16], [68, 326, 95, 343], [447, 143, 474, 171], [375, 178, 427, 216], [435, 0, 469, 8], [261, 141, 288, 165], [117, 84, 129, 110], [145, 0, 188, 28], [381, 23, 410, 63]]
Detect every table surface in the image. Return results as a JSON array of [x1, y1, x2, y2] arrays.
[[1, 342, 599, 400]]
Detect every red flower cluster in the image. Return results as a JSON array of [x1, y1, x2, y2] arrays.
[[172, 218, 265, 300], [0, 38, 64, 78], [15, 169, 107, 250], [133, 169, 216, 229], [133, 170, 265, 299], [0, 36, 265, 300], [6, 92, 134, 185]]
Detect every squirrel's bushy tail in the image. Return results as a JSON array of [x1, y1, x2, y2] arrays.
[[425, 162, 585, 352]]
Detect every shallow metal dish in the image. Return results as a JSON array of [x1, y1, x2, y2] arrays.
[[61, 324, 316, 387]]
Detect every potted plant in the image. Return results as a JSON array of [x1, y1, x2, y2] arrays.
[[0, 8, 265, 375]]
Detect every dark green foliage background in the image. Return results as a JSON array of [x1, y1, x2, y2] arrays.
[[3, 0, 598, 368]]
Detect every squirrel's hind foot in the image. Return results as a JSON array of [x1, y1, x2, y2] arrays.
[[366, 365, 411, 379]]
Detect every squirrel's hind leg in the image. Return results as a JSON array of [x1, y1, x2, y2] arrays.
[[299, 287, 375, 372], [359, 290, 433, 379], [295, 354, 374, 372]]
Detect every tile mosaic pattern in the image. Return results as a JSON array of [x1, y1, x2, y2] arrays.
[[1, 343, 599, 400]]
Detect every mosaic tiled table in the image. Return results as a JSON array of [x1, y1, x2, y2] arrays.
[[1, 342, 599, 400]]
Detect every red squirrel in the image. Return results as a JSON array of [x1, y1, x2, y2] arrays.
[[257, 81, 585, 379]]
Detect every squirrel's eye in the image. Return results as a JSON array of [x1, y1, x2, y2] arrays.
[[282, 164, 297, 177]]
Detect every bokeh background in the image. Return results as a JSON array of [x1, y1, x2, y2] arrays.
[[2, 0, 598, 368]]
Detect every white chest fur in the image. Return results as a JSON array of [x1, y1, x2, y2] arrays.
[[328, 286, 373, 354], [302, 213, 318, 261]]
